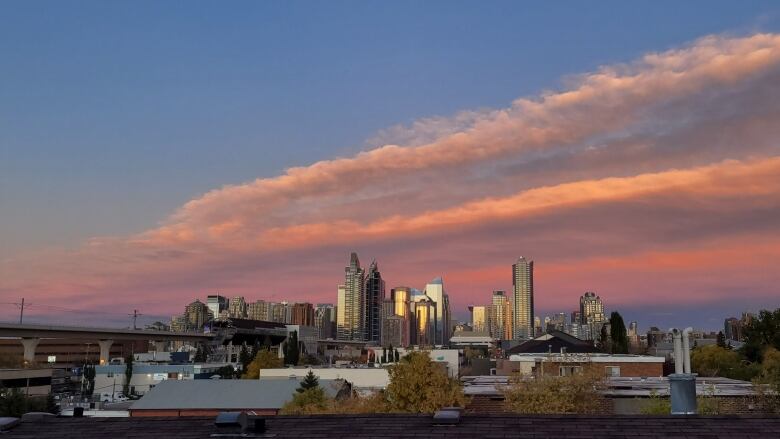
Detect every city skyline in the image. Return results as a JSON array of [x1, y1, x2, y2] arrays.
[[3, 3, 780, 331]]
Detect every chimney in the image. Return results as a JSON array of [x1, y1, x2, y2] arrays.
[[668, 327, 697, 415]]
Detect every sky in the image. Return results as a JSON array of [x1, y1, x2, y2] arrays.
[[2, 1, 780, 330]]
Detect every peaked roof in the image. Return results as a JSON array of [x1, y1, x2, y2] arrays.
[[506, 330, 598, 355]]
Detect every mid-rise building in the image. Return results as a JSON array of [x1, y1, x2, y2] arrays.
[[247, 300, 270, 321], [291, 302, 315, 326], [364, 260, 385, 343], [579, 292, 606, 341], [511, 257, 534, 340], [337, 253, 366, 341]]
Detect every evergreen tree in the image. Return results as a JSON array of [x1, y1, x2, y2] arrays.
[[394, 348, 400, 363], [609, 312, 629, 354], [285, 331, 300, 365], [83, 364, 96, 396], [297, 370, 320, 393], [381, 347, 387, 364], [239, 344, 252, 370], [716, 331, 726, 348], [123, 354, 134, 396]]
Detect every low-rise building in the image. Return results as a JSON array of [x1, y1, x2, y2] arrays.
[[259, 367, 389, 393], [129, 377, 350, 417], [94, 363, 233, 396], [497, 353, 664, 377]]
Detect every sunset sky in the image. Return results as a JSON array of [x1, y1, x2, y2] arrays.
[[2, 2, 780, 330]]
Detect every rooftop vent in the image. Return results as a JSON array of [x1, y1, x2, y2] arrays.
[[214, 411, 268, 435], [433, 407, 461, 425]]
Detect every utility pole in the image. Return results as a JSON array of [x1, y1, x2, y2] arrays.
[[129, 309, 143, 330], [19, 298, 25, 324]]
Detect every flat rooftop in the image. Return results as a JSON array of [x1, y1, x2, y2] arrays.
[[4, 414, 780, 438]]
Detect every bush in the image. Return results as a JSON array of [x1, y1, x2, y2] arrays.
[[503, 368, 606, 414]]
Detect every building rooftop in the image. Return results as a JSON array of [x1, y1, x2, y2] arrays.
[[460, 376, 760, 397], [4, 414, 780, 438], [130, 378, 345, 411]]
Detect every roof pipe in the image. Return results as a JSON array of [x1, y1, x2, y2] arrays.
[[670, 328, 683, 374], [682, 327, 693, 374]]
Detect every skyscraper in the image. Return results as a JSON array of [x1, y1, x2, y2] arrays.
[[389, 287, 412, 346], [511, 257, 534, 340], [337, 252, 365, 341], [489, 290, 511, 340], [424, 277, 450, 345], [469, 305, 487, 333], [412, 293, 437, 346], [364, 260, 385, 343]]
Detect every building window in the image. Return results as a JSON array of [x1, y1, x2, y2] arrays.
[[605, 366, 620, 377], [168, 372, 179, 379], [559, 366, 581, 377]]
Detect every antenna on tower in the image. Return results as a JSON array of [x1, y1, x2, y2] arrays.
[[129, 309, 143, 330]]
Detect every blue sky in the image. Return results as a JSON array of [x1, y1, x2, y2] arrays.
[[3, 1, 779, 253], [3, 2, 780, 329]]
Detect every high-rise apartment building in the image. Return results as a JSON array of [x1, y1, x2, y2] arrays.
[[580, 292, 605, 324], [315, 304, 337, 339], [206, 295, 228, 321], [469, 305, 487, 333], [424, 277, 451, 345], [184, 299, 211, 330], [488, 290, 511, 340], [337, 253, 366, 341], [247, 300, 270, 321], [228, 296, 247, 319], [291, 302, 315, 326], [579, 292, 606, 341], [364, 260, 385, 343], [511, 257, 534, 340]]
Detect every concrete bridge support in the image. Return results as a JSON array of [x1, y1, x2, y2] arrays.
[[20, 338, 40, 364], [98, 339, 114, 365]]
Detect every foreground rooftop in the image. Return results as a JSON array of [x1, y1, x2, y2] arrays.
[[4, 414, 780, 438]]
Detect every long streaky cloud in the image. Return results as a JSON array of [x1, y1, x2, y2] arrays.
[[3, 33, 780, 321]]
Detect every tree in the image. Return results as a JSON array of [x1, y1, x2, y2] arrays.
[[239, 344, 252, 370], [692, 345, 759, 381], [741, 309, 780, 363], [298, 371, 320, 393], [285, 332, 300, 366], [123, 354, 134, 396], [394, 349, 400, 363], [716, 331, 727, 348], [83, 364, 96, 396], [503, 368, 606, 414], [385, 351, 466, 413], [280, 387, 329, 415], [596, 324, 610, 353], [243, 349, 283, 379], [381, 347, 387, 364], [753, 347, 780, 413], [609, 312, 629, 354]]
